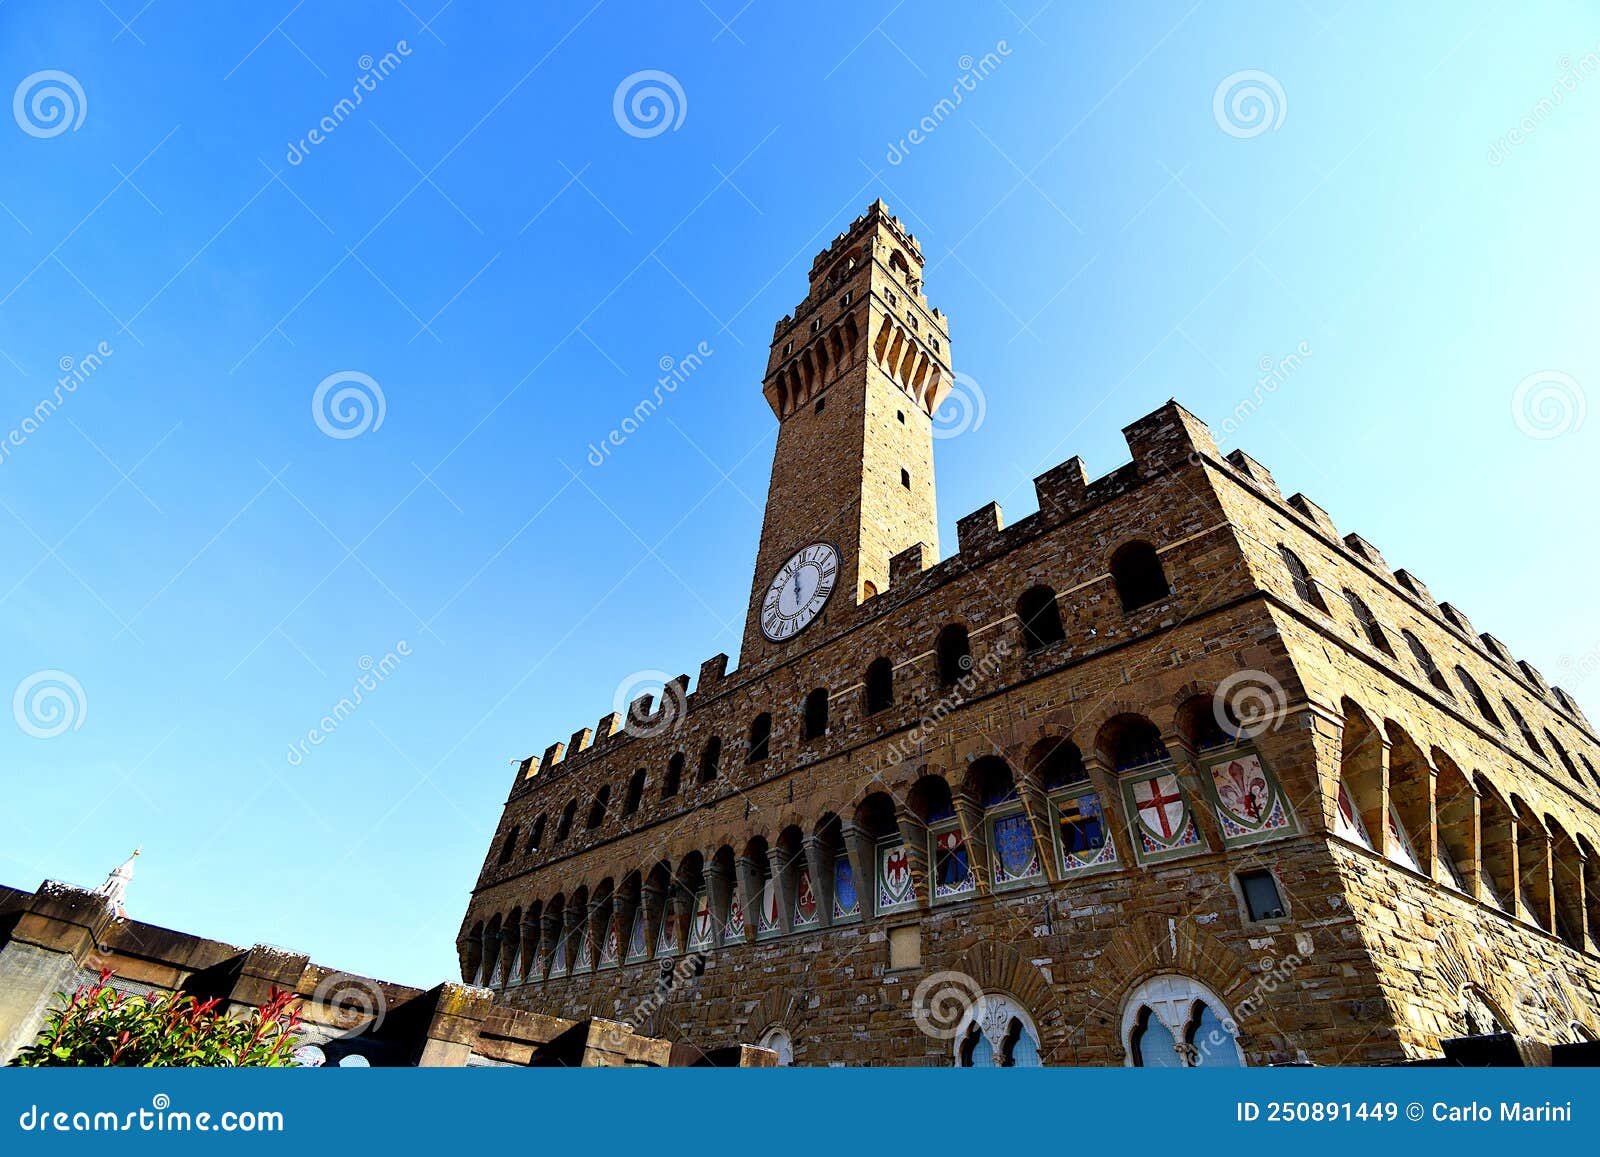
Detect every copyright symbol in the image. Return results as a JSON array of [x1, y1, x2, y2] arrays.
[[1406, 1103, 1424, 1121]]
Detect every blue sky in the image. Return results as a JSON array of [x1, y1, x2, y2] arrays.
[[1, 1, 1595, 985]]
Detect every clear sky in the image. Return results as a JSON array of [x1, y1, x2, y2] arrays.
[[1, 1, 1595, 986]]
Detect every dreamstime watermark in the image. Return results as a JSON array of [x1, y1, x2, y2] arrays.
[[911, 970, 984, 1040], [880, 640, 1009, 771], [1193, 943, 1312, 1065], [598, 952, 706, 1049], [312, 370, 386, 439], [1510, 370, 1585, 440], [1559, 647, 1600, 684], [13, 70, 86, 138], [1213, 669, 1289, 740], [931, 371, 986, 440], [285, 643, 411, 766], [586, 341, 712, 466], [1212, 70, 1287, 139], [285, 41, 412, 165], [613, 669, 688, 739], [1218, 341, 1311, 439], [12, 670, 87, 739], [311, 971, 388, 1034], [612, 70, 686, 138], [0, 340, 113, 466], [1488, 46, 1600, 166], [16, 1094, 284, 1134], [886, 42, 1012, 164]]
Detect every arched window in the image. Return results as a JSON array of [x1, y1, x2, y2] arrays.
[[1546, 730, 1583, 784], [555, 799, 577, 842], [496, 825, 520, 865], [954, 993, 1043, 1067], [1582, 754, 1600, 793], [972, 757, 1040, 887], [865, 657, 893, 714], [698, 736, 722, 783], [525, 814, 546, 855], [802, 688, 829, 739], [662, 753, 684, 799], [1343, 590, 1393, 656], [936, 623, 971, 686], [1111, 541, 1170, 612], [1278, 546, 1327, 612], [1460, 986, 1509, 1037], [623, 769, 646, 816], [1502, 702, 1546, 758], [1016, 585, 1065, 651], [913, 775, 972, 902], [758, 1025, 793, 1066], [586, 785, 610, 829], [1101, 714, 1169, 772], [1123, 975, 1244, 1067], [1402, 630, 1452, 695], [746, 713, 772, 763], [1454, 667, 1502, 729]]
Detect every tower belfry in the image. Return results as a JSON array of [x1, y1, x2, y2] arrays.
[[741, 200, 954, 664]]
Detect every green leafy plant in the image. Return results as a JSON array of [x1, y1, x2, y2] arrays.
[[11, 969, 304, 1067]]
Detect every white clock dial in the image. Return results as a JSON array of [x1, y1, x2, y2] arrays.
[[760, 543, 839, 642]]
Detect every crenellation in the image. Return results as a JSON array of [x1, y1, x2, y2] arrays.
[[1033, 456, 1090, 517], [698, 653, 730, 692], [888, 541, 931, 586], [1394, 569, 1436, 607], [1224, 448, 1281, 497], [1121, 399, 1219, 474], [955, 502, 1004, 555], [1287, 493, 1339, 542], [1343, 532, 1387, 568]]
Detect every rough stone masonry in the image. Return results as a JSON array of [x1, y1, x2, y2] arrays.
[[459, 200, 1600, 1067]]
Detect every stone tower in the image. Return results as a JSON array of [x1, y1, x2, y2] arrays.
[[740, 200, 954, 666]]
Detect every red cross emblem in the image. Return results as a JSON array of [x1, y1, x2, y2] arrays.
[[1134, 773, 1186, 841]]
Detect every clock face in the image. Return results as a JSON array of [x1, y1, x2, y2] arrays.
[[761, 542, 839, 642]]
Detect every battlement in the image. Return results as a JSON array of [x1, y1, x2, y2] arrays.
[[504, 397, 1594, 801], [808, 198, 924, 281]]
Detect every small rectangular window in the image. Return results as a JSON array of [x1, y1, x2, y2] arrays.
[[841, 292, 852, 307], [815, 396, 825, 414], [901, 468, 911, 488], [896, 410, 905, 424], [1238, 869, 1285, 921]]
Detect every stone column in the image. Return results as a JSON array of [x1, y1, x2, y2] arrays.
[[733, 856, 761, 943], [518, 915, 540, 983], [951, 789, 990, 893], [479, 924, 500, 986], [559, 902, 584, 973], [705, 860, 734, 945], [892, 801, 931, 911], [640, 881, 668, 957], [1015, 771, 1061, 885], [839, 822, 876, 921], [802, 834, 834, 928], [1083, 754, 1137, 868], [456, 935, 481, 985], [526, 910, 556, 982], [1163, 730, 1223, 854]]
